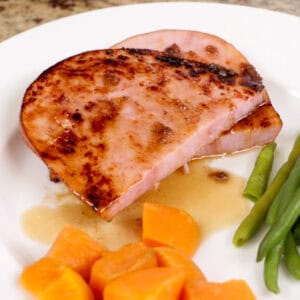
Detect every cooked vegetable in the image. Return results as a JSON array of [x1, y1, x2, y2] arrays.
[[293, 219, 300, 245], [103, 267, 185, 300], [267, 156, 300, 225], [243, 143, 276, 202], [153, 246, 206, 282], [47, 225, 107, 280], [263, 240, 284, 294], [181, 279, 256, 300], [20, 257, 94, 300], [89, 242, 157, 298], [142, 202, 201, 257], [20, 257, 65, 296], [38, 267, 94, 300], [20, 206, 257, 300], [233, 134, 300, 246], [257, 187, 300, 261], [261, 158, 300, 292], [284, 231, 300, 280]]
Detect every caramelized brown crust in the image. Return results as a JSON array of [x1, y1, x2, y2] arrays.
[[233, 103, 279, 130]]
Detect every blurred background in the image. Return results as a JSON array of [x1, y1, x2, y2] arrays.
[[0, 0, 299, 42]]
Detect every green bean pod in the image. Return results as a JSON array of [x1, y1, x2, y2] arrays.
[[233, 134, 300, 247], [257, 187, 300, 261], [284, 231, 300, 280], [264, 240, 284, 294], [293, 219, 300, 245], [243, 143, 276, 202], [267, 156, 300, 225]]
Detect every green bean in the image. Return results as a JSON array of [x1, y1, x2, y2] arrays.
[[293, 219, 300, 245], [233, 134, 300, 247], [265, 191, 282, 225], [267, 156, 300, 225], [262, 157, 300, 291], [284, 231, 300, 280], [257, 187, 300, 261], [264, 240, 284, 294], [243, 143, 276, 202]]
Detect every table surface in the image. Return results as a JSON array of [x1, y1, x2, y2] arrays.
[[0, 0, 299, 42]]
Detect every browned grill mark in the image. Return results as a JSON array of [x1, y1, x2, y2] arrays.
[[175, 69, 189, 79], [117, 55, 128, 60], [81, 163, 93, 183], [105, 49, 113, 56], [239, 63, 264, 91], [84, 101, 96, 111], [49, 169, 61, 182], [239, 117, 254, 127], [202, 84, 211, 96], [164, 43, 182, 57], [53, 94, 66, 104], [76, 59, 87, 64], [103, 58, 123, 67], [260, 118, 271, 128], [156, 55, 183, 67], [155, 55, 237, 85], [91, 101, 119, 133], [103, 72, 120, 87], [84, 151, 93, 158], [40, 151, 58, 160], [205, 45, 219, 56], [126, 48, 153, 56], [71, 111, 83, 122], [55, 130, 78, 154], [152, 122, 173, 144], [84, 176, 116, 209], [147, 85, 159, 91]]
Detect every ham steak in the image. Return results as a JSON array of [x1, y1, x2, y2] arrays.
[[21, 48, 267, 220], [113, 29, 282, 156]]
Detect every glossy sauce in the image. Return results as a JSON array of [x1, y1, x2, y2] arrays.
[[21, 158, 249, 250]]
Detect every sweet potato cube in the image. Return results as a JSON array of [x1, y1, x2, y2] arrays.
[[20, 257, 94, 300], [89, 242, 157, 298], [142, 203, 201, 256], [47, 224, 107, 280], [20, 257, 65, 296], [39, 267, 94, 300], [182, 279, 256, 300], [153, 246, 206, 282], [103, 267, 185, 300]]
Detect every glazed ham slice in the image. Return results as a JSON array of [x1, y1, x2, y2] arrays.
[[21, 48, 266, 220], [113, 30, 282, 156], [198, 103, 282, 156]]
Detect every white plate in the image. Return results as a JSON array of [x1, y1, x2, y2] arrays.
[[1, 2, 300, 299]]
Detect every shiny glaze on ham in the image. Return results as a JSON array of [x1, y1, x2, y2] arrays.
[[21, 48, 266, 220], [113, 29, 282, 156]]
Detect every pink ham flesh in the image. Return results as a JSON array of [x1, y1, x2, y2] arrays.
[[21, 48, 267, 220], [113, 29, 282, 156]]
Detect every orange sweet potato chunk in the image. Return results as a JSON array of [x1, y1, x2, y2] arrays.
[[89, 242, 157, 299], [39, 268, 94, 300], [142, 203, 201, 256], [20, 257, 94, 300], [20, 257, 65, 296], [47, 224, 107, 280], [182, 279, 256, 300], [153, 246, 206, 282], [103, 267, 185, 300]]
